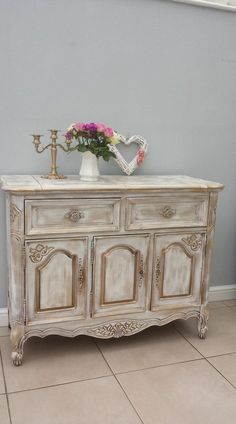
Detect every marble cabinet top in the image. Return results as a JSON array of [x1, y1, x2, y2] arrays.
[[0, 175, 224, 193]]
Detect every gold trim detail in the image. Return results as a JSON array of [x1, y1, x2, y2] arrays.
[[100, 244, 139, 306], [155, 257, 161, 288], [182, 234, 202, 251], [160, 242, 194, 298], [29, 244, 54, 263], [160, 206, 176, 219], [78, 257, 84, 290], [35, 249, 78, 313], [139, 254, 145, 288], [87, 321, 147, 338], [10, 203, 21, 223]]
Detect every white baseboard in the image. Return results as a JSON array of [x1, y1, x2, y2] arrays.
[[0, 285, 235, 327], [209, 284, 236, 302], [0, 308, 8, 327]]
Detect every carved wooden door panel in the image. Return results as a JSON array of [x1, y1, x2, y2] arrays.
[[92, 234, 150, 317], [25, 238, 87, 324], [151, 232, 206, 310]]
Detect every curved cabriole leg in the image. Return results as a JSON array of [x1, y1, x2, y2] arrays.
[[198, 305, 209, 339], [10, 324, 25, 366], [12, 350, 23, 366]]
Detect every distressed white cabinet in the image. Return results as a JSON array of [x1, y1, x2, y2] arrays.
[[92, 234, 150, 317], [151, 232, 206, 310], [0, 175, 223, 365], [25, 238, 87, 324]]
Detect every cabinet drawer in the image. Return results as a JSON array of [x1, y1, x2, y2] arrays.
[[126, 195, 208, 230], [25, 198, 120, 235]]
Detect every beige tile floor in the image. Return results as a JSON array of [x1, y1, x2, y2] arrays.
[[0, 301, 235, 424]]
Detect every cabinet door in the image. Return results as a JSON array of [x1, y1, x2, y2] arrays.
[[93, 234, 150, 317], [151, 233, 205, 310], [25, 238, 87, 324]]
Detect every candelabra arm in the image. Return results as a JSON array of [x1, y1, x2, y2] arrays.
[[58, 144, 78, 153], [57, 143, 72, 153], [34, 143, 51, 154]]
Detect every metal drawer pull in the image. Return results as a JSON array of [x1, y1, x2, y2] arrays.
[[155, 257, 161, 288], [65, 209, 85, 223], [139, 254, 145, 288], [78, 258, 84, 290], [160, 206, 176, 219]]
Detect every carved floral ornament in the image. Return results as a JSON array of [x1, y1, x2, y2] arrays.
[[182, 234, 202, 251], [88, 321, 147, 338], [29, 244, 54, 263], [10, 203, 21, 223]]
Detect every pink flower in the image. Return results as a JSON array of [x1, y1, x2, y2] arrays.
[[65, 131, 72, 140], [136, 148, 145, 166], [74, 122, 84, 131], [104, 127, 114, 137], [86, 123, 98, 132], [96, 123, 106, 132]]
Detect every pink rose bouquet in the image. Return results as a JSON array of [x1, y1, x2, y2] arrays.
[[65, 122, 119, 161]]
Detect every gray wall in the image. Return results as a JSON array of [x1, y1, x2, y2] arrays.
[[0, 0, 236, 307]]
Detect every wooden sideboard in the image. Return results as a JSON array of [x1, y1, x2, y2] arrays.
[[0, 175, 223, 365]]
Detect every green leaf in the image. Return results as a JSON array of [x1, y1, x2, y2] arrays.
[[77, 145, 87, 153], [74, 142, 116, 161]]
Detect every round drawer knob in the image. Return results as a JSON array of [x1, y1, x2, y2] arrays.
[[161, 206, 176, 219], [65, 209, 85, 223]]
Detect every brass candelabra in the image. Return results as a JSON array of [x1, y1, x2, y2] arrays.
[[32, 129, 73, 179]]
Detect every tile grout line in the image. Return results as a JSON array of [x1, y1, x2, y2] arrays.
[[2, 340, 205, 396], [206, 350, 236, 359], [0, 347, 12, 424], [3, 344, 205, 395], [93, 339, 145, 424], [209, 306, 232, 311], [173, 323, 205, 359], [209, 303, 236, 313], [204, 358, 236, 390], [6, 373, 113, 396], [174, 324, 236, 391], [114, 357, 204, 377], [229, 307, 236, 313], [222, 301, 236, 307], [2, 326, 235, 398]]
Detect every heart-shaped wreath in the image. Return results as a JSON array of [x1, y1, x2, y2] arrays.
[[109, 134, 148, 175]]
